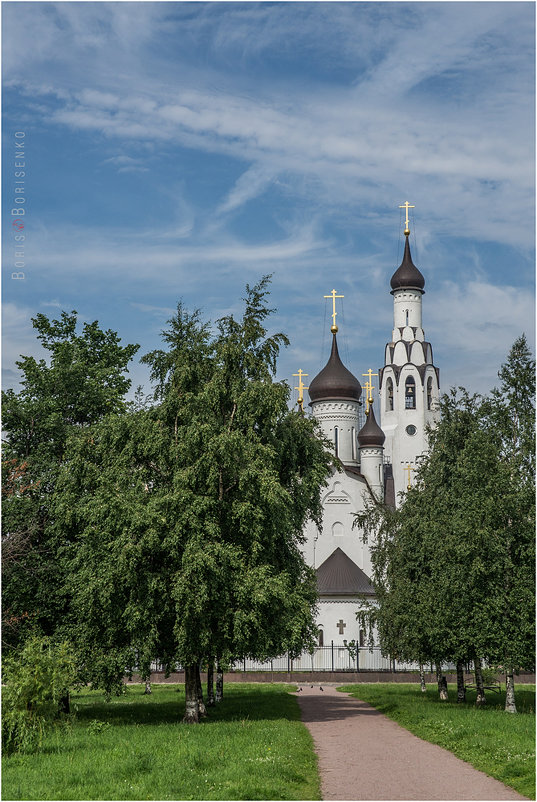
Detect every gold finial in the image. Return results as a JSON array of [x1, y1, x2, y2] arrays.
[[324, 289, 344, 333], [362, 369, 378, 413], [293, 369, 309, 413], [403, 462, 414, 490], [399, 201, 415, 236]]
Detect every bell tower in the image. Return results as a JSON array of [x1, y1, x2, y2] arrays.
[[379, 205, 440, 502]]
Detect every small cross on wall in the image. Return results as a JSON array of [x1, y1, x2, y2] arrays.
[[337, 619, 346, 635]]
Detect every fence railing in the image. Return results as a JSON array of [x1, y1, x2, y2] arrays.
[[233, 644, 422, 673], [148, 644, 456, 674]]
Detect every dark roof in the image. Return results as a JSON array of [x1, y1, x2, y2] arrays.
[[358, 406, 385, 447], [383, 464, 395, 509], [390, 234, 425, 293], [308, 333, 362, 404], [316, 547, 375, 596]]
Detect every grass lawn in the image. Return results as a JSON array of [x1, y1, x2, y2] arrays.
[[2, 683, 320, 801], [338, 682, 535, 799]]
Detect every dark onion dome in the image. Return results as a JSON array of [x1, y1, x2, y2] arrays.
[[358, 405, 385, 447], [308, 333, 362, 404], [390, 234, 425, 293]]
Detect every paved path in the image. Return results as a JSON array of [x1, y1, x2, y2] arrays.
[[294, 685, 528, 801]]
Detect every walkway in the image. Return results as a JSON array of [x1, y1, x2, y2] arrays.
[[294, 685, 527, 801]]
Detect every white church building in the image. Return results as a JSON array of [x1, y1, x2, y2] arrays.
[[301, 220, 440, 651]]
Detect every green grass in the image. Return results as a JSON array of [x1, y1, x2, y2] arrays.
[[2, 683, 320, 801], [338, 682, 535, 799]]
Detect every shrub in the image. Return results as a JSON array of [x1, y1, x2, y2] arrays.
[[2, 636, 76, 754]]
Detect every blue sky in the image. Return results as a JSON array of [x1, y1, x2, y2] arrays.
[[3, 1, 535, 411]]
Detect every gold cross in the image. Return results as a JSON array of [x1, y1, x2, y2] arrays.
[[403, 462, 414, 490], [362, 369, 378, 413], [399, 201, 415, 235], [324, 289, 344, 333], [293, 369, 309, 413]]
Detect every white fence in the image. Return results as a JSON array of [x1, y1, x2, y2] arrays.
[[232, 644, 427, 673], [149, 645, 456, 674]]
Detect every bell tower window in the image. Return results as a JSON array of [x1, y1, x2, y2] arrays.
[[386, 378, 394, 411], [405, 376, 416, 409], [334, 426, 339, 456], [427, 376, 433, 410]]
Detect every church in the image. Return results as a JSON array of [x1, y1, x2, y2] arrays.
[[300, 210, 440, 650]]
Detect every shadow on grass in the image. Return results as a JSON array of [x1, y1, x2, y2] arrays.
[[74, 685, 301, 727]]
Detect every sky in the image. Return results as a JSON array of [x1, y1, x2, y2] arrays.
[[2, 1, 535, 414]]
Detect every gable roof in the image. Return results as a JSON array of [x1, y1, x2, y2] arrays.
[[316, 548, 375, 596]]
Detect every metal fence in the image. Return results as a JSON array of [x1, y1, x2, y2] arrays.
[[148, 645, 455, 674], [232, 644, 422, 673]]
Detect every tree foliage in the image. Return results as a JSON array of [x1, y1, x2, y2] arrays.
[[54, 278, 332, 719], [2, 636, 76, 754], [2, 312, 139, 649], [355, 336, 535, 705]]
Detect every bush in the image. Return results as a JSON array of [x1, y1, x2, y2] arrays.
[[2, 636, 76, 754]]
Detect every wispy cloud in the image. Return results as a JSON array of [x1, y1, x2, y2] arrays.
[[5, 4, 533, 250], [2, 2, 534, 401]]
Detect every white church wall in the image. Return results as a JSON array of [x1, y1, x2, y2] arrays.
[[317, 598, 364, 644]]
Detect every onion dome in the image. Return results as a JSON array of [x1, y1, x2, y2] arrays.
[[390, 234, 425, 293], [308, 333, 362, 404], [358, 405, 385, 447]]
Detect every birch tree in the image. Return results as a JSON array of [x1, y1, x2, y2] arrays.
[[57, 278, 331, 722], [480, 335, 535, 712], [356, 357, 535, 709]]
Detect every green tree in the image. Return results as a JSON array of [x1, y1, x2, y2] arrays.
[[2, 311, 139, 649], [356, 338, 535, 710], [480, 335, 535, 711], [57, 279, 332, 721]]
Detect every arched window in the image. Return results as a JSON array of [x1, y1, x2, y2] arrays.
[[386, 378, 394, 411], [359, 629, 365, 647], [405, 309, 409, 326], [427, 376, 433, 410], [334, 426, 339, 456], [405, 376, 416, 409], [318, 629, 324, 647], [351, 427, 356, 460], [332, 521, 344, 537]]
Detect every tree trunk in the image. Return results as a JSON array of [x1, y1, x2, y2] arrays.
[[474, 656, 486, 707], [195, 663, 207, 717], [143, 680, 152, 695], [436, 663, 448, 700], [456, 661, 466, 703], [183, 664, 200, 723], [216, 662, 224, 702], [58, 690, 70, 715], [419, 664, 427, 692], [207, 658, 215, 707], [505, 667, 517, 713]]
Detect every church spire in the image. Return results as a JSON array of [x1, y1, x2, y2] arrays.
[[379, 205, 440, 503]]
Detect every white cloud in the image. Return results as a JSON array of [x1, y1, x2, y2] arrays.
[[2, 303, 48, 389], [427, 279, 535, 393], [216, 164, 277, 215]]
